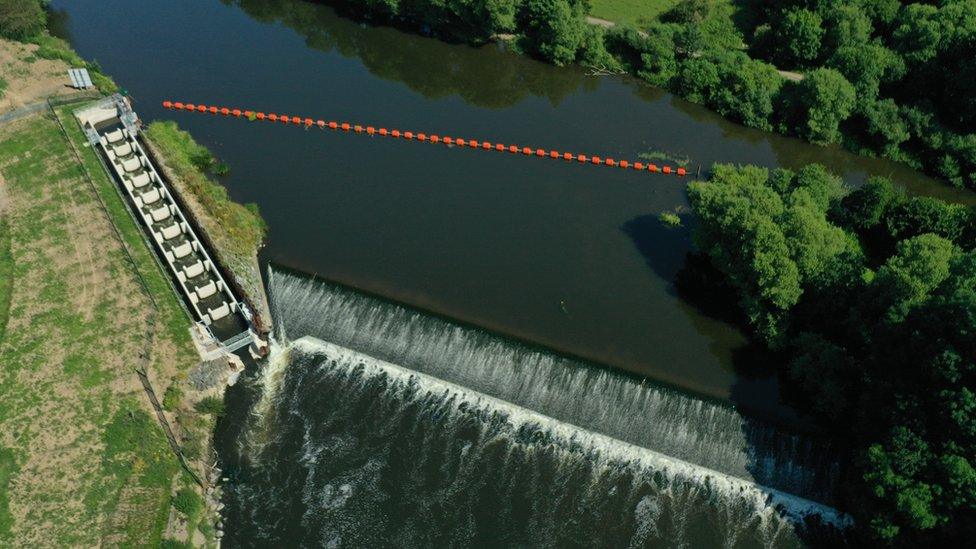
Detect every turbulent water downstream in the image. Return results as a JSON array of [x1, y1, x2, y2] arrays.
[[217, 267, 849, 547]]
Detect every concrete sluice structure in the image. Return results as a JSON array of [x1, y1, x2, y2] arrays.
[[75, 96, 255, 353]]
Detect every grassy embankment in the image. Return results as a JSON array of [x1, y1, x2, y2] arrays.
[[143, 121, 269, 324], [588, 0, 676, 26], [0, 103, 218, 545]]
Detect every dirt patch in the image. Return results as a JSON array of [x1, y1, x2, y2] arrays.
[[0, 39, 72, 113]]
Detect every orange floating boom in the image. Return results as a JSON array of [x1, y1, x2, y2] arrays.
[[162, 100, 688, 177]]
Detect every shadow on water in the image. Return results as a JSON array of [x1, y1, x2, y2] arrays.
[[223, 0, 591, 109], [620, 213, 694, 297]]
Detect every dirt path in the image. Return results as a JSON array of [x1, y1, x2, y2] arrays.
[[0, 39, 72, 113]]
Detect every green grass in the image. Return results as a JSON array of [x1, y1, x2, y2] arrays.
[[144, 121, 266, 259], [57, 106, 197, 355], [0, 76, 7, 99], [0, 219, 12, 344], [588, 0, 677, 26], [0, 447, 16, 540], [194, 396, 226, 417], [30, 33, 117, 93], [0, 105, 198, 544]]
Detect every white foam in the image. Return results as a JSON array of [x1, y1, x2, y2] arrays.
[[289, 336, 853, 528]]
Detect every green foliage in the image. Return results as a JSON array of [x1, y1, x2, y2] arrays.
[[658, 211, 682, 227], [0, 220, 12, 346], [144, 121, 267, 257], [171, 488, 204, 521], [784, 68, 856, 144], [162, 384, 183, 412], [687, 161, 976, 543], [194, 396, 226, 417], [774, 8, 824, 67], [0, 447, 16, 540], [519, 0, 589, 66], [0, 0, 45, 41], [674, 50, 782, 130]]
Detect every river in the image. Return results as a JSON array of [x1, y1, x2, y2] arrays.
[[49, 0, 973, 546]]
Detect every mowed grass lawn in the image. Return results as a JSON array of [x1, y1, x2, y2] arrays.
[[0, 106, 197, 546], [589, 0, 677, 26]]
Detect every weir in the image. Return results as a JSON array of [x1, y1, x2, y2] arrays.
[[263, 266, 850, 527], [74, 95, 256, 349]]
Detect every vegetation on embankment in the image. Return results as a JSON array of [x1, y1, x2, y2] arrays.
[[683, 163, 976, 544], [298, 0, 976, 192], [143, 120, 270, 327], [0, 0, 116, 94], [0, 106, 200, 545]]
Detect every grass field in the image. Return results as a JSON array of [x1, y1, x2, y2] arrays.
[[588, 0, 677, 26], [0, 105, 197, 545]]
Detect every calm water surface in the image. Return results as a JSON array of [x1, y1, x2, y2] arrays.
[[51, 0, 974, 416]]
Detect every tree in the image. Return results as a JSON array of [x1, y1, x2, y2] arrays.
[[774, 7, 825, 67], [0, 0, 45, 41], [519, 0, 588, 66], [823, 3, 872, 54], [827, 42, 904, 106], [786, 68, 856, 144], [675, 51, 782, 131]]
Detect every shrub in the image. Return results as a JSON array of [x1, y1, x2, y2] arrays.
[[162, 384, 183, 411], [0, 0, 45, 41], [194, 396, 226, 417], [171, 488, 204, 521]]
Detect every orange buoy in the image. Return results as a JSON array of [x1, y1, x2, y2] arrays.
[[591, 156, 602, 164], [392, 130, 401, 137], [431, 135, 440, 143], [482, 141, 491, 149], [354, 125, 364, 133], [268, 113, 278, 121], [606, 159, 616, 166], [495, 144, 505, 151], [522, 147, 533, 155], [563, 153, 573, 160], [198, 105, 208, 113], [648, 164, 659, 173], [444, 137, 454, 145], [417, 133, 427, 141], [174, 102, 184, 110], [677, 167, 687, 176], [341, 123, 351, 131], [367, 126, 375, 135], [256, 112, 266, 120], [185, 103, 195, 111], [469, 140, 479, 148], [535, 149, 545, 157], [456, 138, 466, 146], [404, 131, 414, 139], [281, 116, 291, 124], [233, 109, 242, 117], [577, 154, 587, 163], [304, 118, 314, 126], [663, 166, 672, 174], [162, 100, 173, 109], [328, 121, 338, 129], [317, 120, 326, 128], [509, 145, 519, 153], [379, 128, 388, 136], [209, 106, 218, 114], [620, 160, 629, 169], [550, 151, 559, 159], [220, 107, 230, 115], [634, 162, 644, 170]]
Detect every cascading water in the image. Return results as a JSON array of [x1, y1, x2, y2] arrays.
[[222, 267, 849, 547]]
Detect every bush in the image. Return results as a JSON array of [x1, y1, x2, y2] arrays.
[[774, 8, 824, 67], [782, 68, 856, 145], [162, 384, 183, 411], [675, 51, 782, 131], [519, 0, 588, 66], [171, 488, 204, 521], [194, 396, 226, 417], [0, 0, 45, 41]]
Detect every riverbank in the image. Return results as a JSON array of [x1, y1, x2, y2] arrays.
[[0, 28, 262, 544]]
